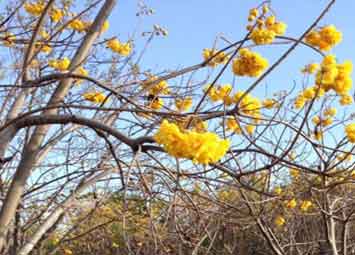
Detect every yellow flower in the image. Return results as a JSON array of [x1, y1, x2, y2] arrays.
[[305, 25, 342, 51], [290, 168, 299, 178], [35, 42, 52, 54], [274, 215, 286, 227], [154, 120, 230, 164], [50, 8, 64, 23], [203, 48, 228, 67], [232, 48, 268, 77], [262, 5, 269, 14], [48, 57, 70, 71], [205, 84, 232, 103], [300, 200, 313, 212], [345, 123, 355, 143], [175, 97, 192, 112], [106, 38, 132, 56], [339, 94, 353, 105], [302, 87, 316, 100], [149, 98, 164, 110], [250, 28, 276, 45], [321, 117, 333, 127], [302, 63, 319, 74], [324, 107, 337, 117], [69, 19, 87, 32], [274, 186, 282, 195], [314, 131, 323, 141], [83, 91, 107, 104], [312, 116, 320, 125], [24, 1, 45, 16], [271, 22, 287, 35], [294, 95, 306, 109], [245, 124, 256, 135], [142, 76, 170, 96], [101, 20, 109, 33], [262, 98, 276, 109], [225, 118, 242, 134], [285, 198, 297, 209], [249, 8, 259, 17]]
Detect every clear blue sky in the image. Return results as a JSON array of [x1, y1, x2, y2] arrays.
[[105, 0, 355, 99]]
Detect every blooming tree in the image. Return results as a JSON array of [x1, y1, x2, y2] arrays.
[[0, 0, 354, 254]]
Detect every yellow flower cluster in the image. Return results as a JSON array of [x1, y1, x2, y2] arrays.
[[233, 91, 261, 119], [154, 120, 230, 164], [295, 55, 353, 109], [345, 123, 355, 143], [232, 48, 268, 77], [249, 14, 287, 45], [205, 84, 232, 104], [305, 25, 342, 51], [50, 8, 64, 23], [202, 48, 228, 67], [142, 76, 170, 96], [285, 198, 312, 212], [83, 91, 107, 104], [175, 97, 192, 112], [24, 1, 45, 16], [106, 38, 132, 56], [69, 19, 89, 32], [316, 55, 352, 95], [48, 57, 70, 71]]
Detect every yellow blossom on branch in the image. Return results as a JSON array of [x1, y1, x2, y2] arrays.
[[232, 48, 268, 77], [83, 91, 108, 104], [154, 120, 230, 164]]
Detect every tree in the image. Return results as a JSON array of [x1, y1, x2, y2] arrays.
[[0, 0, 354, 254]]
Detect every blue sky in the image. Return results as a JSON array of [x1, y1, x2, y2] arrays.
[[109, 0, 355, 75]]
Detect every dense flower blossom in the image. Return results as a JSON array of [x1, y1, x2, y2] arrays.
[[154, 120, 230, 164], [305, 25, 342, 51], [232, 48, 268, 77], [83, 91, 107, 103], [202, 48, 228, 67]]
